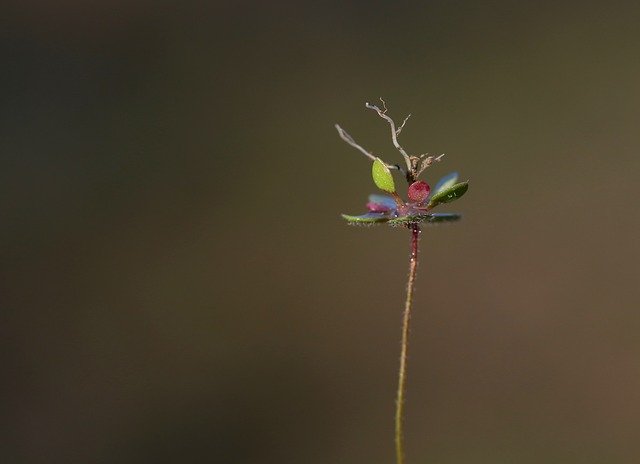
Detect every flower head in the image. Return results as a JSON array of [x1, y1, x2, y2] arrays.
[[342, 171, 468, 226]]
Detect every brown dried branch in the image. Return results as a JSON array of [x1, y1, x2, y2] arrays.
[[415, 153, 445, 178], [334, 124, 402, 172], [365, 99, 412, 171]]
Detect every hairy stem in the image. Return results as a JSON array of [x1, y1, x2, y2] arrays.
[[395, 223, 420, 464]]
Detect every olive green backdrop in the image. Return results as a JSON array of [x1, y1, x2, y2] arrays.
[[2, 1, 640, 463]]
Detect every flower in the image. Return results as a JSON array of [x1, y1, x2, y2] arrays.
[[342, 172, 468, 226]]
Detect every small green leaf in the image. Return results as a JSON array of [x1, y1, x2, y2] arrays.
[[427, 181, 469, 208], [425, 213, 462, 223], [341, 212, 390, 225], [432, 172, 458, 195], [371, 158, 395, 193], [387, 213, 461, 226]]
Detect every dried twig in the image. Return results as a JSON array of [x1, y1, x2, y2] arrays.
[[365, 99, 412, 171], [337, 99, 444, 182], [415, 153, 445, 178], [396, 114, 411, 135], [334, 124, 403, 173]]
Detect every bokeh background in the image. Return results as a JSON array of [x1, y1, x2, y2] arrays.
[[2, 1, 640, 463]]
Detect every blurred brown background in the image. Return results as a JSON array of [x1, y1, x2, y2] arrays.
[[2, 1, 640, 463]]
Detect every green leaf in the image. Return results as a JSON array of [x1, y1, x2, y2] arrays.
[[425, 213, 462, 223], [341, 212, 390, 225], [432, 172, 458, 195], [427, 181, 468, 208], [388, 213, 461, 226], [371, 158, 395, 193]]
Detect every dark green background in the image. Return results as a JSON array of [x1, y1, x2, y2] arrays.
[[3, 1, 639, 463]]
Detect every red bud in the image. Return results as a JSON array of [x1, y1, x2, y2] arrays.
[[407, 181, 430, 203]]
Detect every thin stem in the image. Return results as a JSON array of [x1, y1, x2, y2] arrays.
[[395, 223, 420, 464]]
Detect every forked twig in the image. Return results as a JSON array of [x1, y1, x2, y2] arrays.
[[415, 153, 445, 178], [396, 114, 411, 135], [334, 124, 403, 173], [365, 98, 412, 171], [337, 99, 443, 183]]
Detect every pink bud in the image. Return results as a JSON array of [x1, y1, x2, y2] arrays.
[[407, 181, 430, 203], [366, 201, 391, 213]]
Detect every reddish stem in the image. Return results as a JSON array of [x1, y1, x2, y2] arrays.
[[395, 223, 421, 464]]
